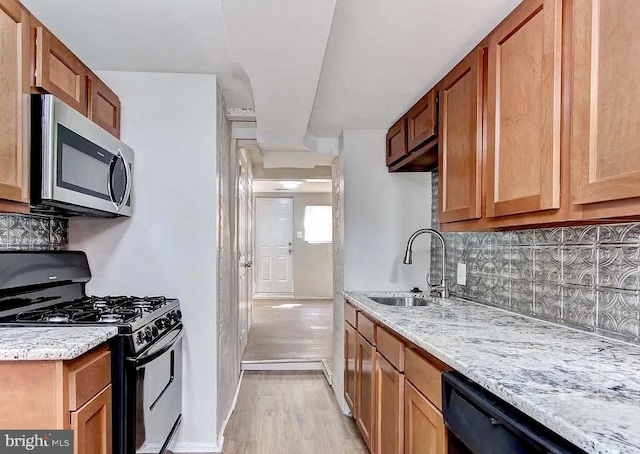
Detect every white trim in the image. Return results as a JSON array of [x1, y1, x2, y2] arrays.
[[171, 441, 223, 453], [253, 294, 331, 300], [322, 358, 333, 386], [241, 359, 324, 371], [219, 370, 244, 444]]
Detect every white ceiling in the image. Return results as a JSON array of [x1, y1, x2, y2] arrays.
[[20, 0, 253, 107], [22, 0, 524, 163], [220, 0, 337, 152], [253, 180, 332, 194], [309, 0, 523, 136]]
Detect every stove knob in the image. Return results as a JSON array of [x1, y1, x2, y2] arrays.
[[151, 326, 159, 337], [137, 332, 145, 344], [176, 310, 182, 320], [144, 327, 153, 342]]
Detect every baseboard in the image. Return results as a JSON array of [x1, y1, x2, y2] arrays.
[[171, 371, 244, 454], [241, 359, 325, 371], [322, 358, 333, 386], [171, 441, 223, 453], [253, 294, 332, 300]]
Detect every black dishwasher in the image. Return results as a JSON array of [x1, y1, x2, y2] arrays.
[[442, 371, 586, 454]]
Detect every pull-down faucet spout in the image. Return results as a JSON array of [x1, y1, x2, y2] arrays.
[[403, 228, 449, 298]]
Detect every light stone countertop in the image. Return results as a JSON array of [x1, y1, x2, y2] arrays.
[[343, 291, 640, 454], [0, 327, 118, 360]]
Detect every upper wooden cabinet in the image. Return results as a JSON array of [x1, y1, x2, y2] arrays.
[[486, 0, 562, 218], [407, 90, 437, 151], [34, 26, 88, 115], [386, 88, 439, 173], [386, 118, 408, 166], [88, 73, 121, 138], [570, 0, 640, 209], [0, 0, 30, 209], [438, 48, 485, 223]]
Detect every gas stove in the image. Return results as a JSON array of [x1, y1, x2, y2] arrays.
[[0, 251, 184, 454], [0, 251, 182, 354], [0, 295, 182, 352]]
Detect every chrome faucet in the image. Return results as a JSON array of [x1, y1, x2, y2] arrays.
[[403, 228, 449, 298]]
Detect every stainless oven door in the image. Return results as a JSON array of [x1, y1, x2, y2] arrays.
[[132, 325, 183, 454], [39, 94, 133, 216]]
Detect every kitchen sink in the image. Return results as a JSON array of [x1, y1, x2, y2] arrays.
[[369, 296, 430, 307]]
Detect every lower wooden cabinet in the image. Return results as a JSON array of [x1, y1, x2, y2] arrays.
[[71, 384, 112, 454], [345, 320, 357, 413], [405, 382, 446, 454], [376, 353, 404, 454], [346, 302, 448, 454], [356, 332, 376, 452], [0, 345, 112, 454]]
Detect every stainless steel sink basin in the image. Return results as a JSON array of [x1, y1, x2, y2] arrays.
[[369, 296, 430, 307]]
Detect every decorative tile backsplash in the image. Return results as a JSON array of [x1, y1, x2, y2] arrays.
[[0, 214, 68, 251], [430, 170, 640, 344]]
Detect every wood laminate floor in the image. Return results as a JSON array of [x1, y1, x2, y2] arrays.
[[222, 371, 368, 454], [242, 299, 333, 362]]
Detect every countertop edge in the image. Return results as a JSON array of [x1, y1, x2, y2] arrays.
[[0, 327, 119, 361], [342, 291, 615, 454]]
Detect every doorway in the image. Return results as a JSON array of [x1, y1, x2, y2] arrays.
[[254, 197, 294, 295], [242, 177, 334, 375]]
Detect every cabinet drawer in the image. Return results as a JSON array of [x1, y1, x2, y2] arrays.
[[405, 348, 448, 411], [345, 302, 358, 328], [376, 325, 405, 372], [67, 347, 111, 411], [357, 313, 376, 346]]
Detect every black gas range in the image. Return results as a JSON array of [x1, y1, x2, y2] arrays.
[[0, 251, 183, 454]]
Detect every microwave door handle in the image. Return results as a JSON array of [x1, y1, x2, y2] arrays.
[[115, 148, 132, 213]]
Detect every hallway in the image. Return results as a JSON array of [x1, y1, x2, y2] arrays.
[[242, 299, 332, 362], [222, 371, 367, 454]]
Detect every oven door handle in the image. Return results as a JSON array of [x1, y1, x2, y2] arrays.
[[130, 324, 183, 367]]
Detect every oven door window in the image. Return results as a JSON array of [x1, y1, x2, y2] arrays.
[[56, 125, 113, 201]]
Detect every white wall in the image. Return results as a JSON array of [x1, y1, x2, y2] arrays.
[[69, 72, 221, 449], [342, 129, 432, 291]]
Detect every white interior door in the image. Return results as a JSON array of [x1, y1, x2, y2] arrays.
[[255, 197, 294, 294], [237, 160, 250, 353]]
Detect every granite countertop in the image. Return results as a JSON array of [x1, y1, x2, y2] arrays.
[[0, 327, 118, 360], [343, 291, 640, 454]]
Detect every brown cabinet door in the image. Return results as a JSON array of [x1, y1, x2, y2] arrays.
[[70, 384, 112, 454], [386, 117, 408, 166], [405, 382, 445, 454], [34, 26, 88, 115], [88, 73, 121, 138], [376, 353, 404, 454], [486, 0, 562, 218], [356, 332, 376, 452], [0, 0, 30, 205], [571, 0, 640, 207], [345, 321, 357, 413], [407, 90, 437, 151], [439, 48, 485, 223]]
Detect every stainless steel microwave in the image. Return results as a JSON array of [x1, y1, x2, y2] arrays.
[[31, 94, 134, 217]]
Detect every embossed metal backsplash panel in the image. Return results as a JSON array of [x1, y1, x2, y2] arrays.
[[430, 170, 640, 344], [0, 214, 68, 251]]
